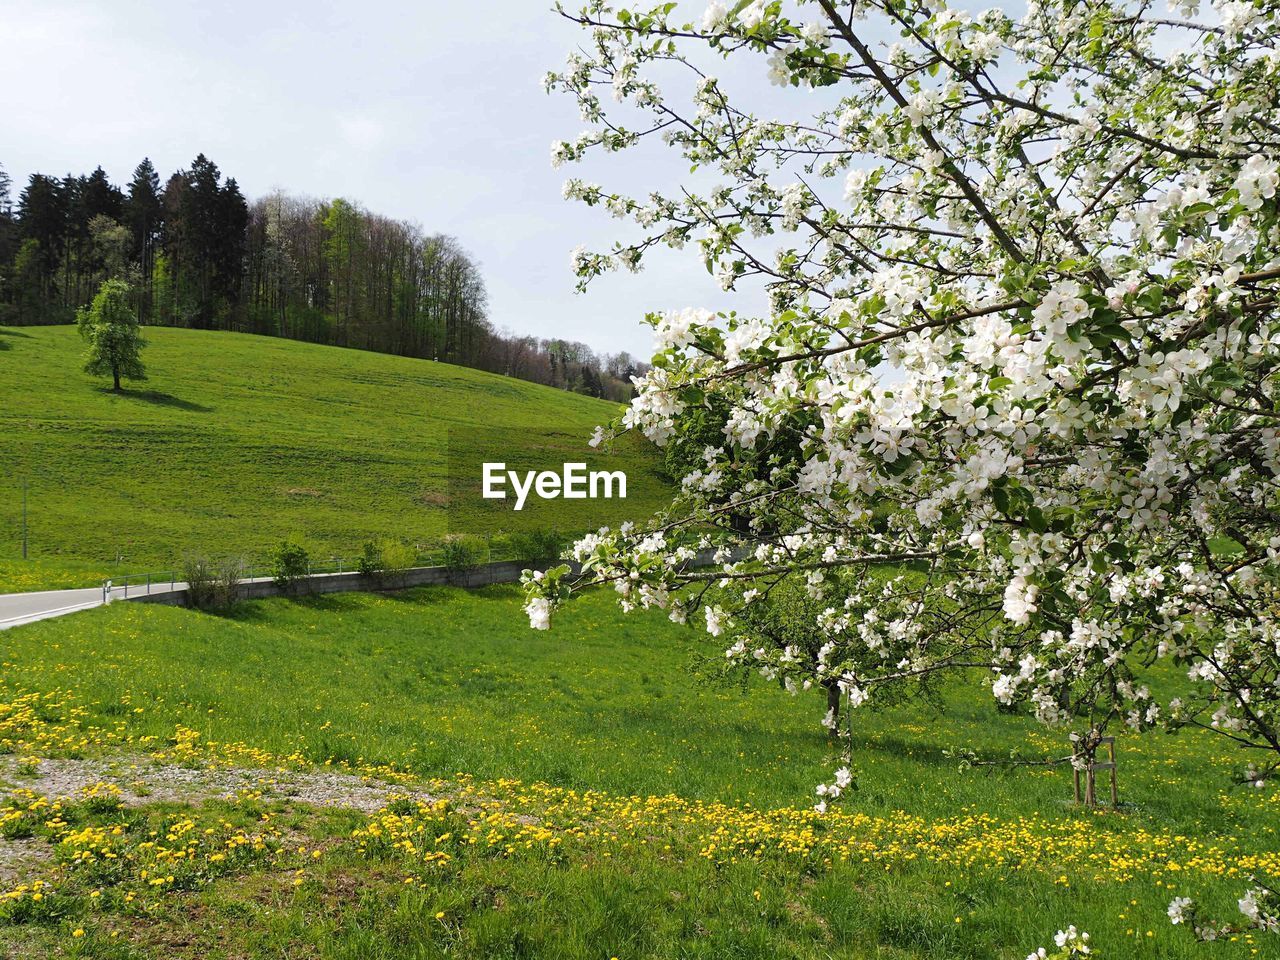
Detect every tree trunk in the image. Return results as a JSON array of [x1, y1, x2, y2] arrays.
[[112, 365, 121, 391], [1072, 731, 1099, 807], [825, 682, 841, 739]]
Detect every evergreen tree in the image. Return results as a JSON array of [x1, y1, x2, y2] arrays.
[[170, 154, 246, 327], [125, 159, 163, 321], [80, 166, 123, 222], [17, 174, 67, 296], [215, 176, 248, 314], [0, 163, 14, 299], [125, 158, 162, 261], [77, 278, 146, 391], [580, 364, 602, 398], [60, 169, 125, 307], [179, 158, 216, 326], [10, 239, 44, 323], [60, 173, 86, 301], [158, 171, 190, 324]]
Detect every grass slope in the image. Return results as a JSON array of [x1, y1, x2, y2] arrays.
[[0, 326, 667, 587], [0, 588, 1275, 958]]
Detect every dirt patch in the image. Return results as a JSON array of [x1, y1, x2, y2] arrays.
[[284, 487, 326, 498], [0, 754, 441, 890], [0, 755, 435, 814], [0, 837, 52, 885]]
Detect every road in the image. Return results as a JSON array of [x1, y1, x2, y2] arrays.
[[0, 572, 324, 630], [0, 580, 186, 631], [0, 586, 109, 630]]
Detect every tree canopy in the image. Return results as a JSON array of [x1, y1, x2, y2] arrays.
[[77, 278, 145, 390]]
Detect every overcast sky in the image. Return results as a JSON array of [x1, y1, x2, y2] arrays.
[[0, 0, 792, 358]]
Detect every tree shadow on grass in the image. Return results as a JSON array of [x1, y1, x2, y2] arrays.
[[844, 731, 972, 770], [200, 587, 458, 622], [95, 386, 213, 412], [291, 593, 363, 612], [199, 594, 351, 621], [0, 328, 34, 340], [378, 586, 458, 607], [214, 602, 274, 623]]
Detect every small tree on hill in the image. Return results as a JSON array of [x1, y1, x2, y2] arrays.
[[271, 539, 311, 594], [77, 278, 145, 391]]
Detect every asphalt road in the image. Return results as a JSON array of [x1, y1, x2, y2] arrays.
[[0, 581, 187, 630], [0, 586, 108, 630]]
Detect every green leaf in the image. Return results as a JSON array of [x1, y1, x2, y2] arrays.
[[1207, 536, 1245, 557], [992, 485, 1011, 516], [1026, 506, 1047, 534], [884, 454, 915, 476]]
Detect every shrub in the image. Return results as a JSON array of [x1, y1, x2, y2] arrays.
[[380, 539, 416, 587], [271, 540, 310, 593], [440, 535, 487, 584], [380, 539, 416, 573], [183, 556, 218, 610], [216, 557, 245, 607], [509, 529, 565, 566], [183, 555, 245, 610], [358, 539, 417, 586], [356, 540, 384, 578]]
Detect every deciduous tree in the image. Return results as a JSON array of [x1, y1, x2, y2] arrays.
[[77, 278, 145, 391], [526, 0, 1280, 870]]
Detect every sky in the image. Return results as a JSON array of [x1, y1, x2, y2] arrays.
[[0, 0, 786, 359]]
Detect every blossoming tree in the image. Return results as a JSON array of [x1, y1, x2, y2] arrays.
[[529, 0, 1280, 852]]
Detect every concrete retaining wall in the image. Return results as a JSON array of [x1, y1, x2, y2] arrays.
[[127, 558, 545, 608], [126, 546, 734, 609]]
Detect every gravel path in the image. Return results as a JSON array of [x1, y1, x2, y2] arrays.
[[0, 755, 434, 814], [0, 755, 442, 887]]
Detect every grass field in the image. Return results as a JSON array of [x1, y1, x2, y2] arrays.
[[0, 587, 1274, 959], [0, 325, 667, 590]]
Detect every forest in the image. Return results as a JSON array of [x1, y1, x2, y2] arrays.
[[0, 157, 642, 400]]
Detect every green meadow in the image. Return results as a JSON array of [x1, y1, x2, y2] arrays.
[[0, 588, 1274, 959], [0, 325, 667, 589]]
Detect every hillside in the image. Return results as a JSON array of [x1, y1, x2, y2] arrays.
[[0, 325, 668, 586]]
